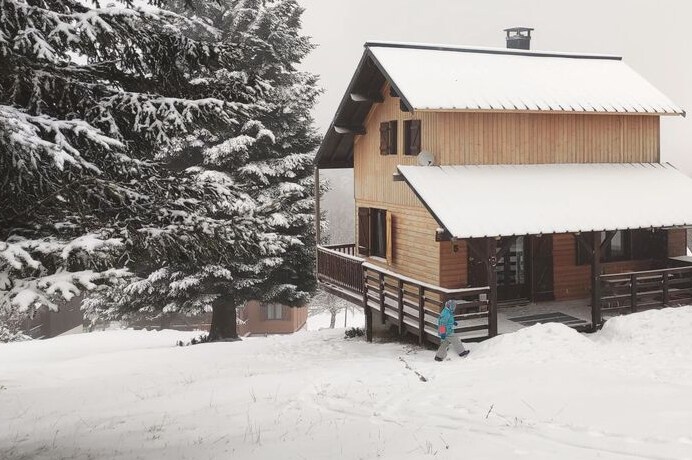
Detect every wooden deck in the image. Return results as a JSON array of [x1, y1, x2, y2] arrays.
[[317, 244, 692, 345], [318, 244, 492, 344]]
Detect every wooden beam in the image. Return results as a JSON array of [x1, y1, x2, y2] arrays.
[[397, 279, 404, 336], [435, 228, 452, 242], [466, 238, 486, 261], [314, 168, 321, 245], [575, 232, 593, 256], [379, 273, 386, 325], [334, 125, 366, 135], [350, 92, 384, 103], [418, 285, 425, 346], [591, 231, 602, 329], [363, 268, 373, 342], [486, 238, 499, 337], [601, 230, 617, 252]]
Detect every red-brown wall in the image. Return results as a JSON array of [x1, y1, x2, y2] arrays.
[[236, 301, 308, 336]]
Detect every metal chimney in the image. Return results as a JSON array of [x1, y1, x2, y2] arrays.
[[504, 27, 534, 50]]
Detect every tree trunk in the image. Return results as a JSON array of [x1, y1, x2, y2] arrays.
[[160, 313, 172, 330], [208, 295, 239, 341], [329, 310, 337, 329]]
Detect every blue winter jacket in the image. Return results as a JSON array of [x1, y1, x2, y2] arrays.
[[438, 302, 456, 338]]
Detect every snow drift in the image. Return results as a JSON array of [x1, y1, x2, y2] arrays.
[[2, 307, 692, 459]]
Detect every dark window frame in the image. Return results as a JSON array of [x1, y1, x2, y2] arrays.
[[379, 120, 398, 155], [369, 208, 388, 258], [404, 119, 421, 156], [357, 206, 388, 259]]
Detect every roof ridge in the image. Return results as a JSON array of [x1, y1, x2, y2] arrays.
[[364, 41, 623, 61]]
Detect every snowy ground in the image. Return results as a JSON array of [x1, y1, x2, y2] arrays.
[[306, 306, 365, 331], [2, 308, 692, 459]]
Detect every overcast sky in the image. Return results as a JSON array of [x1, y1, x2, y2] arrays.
[[297, 0, 692, 172]]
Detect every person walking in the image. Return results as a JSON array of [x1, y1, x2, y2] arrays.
[[434, 300, 469, 361]]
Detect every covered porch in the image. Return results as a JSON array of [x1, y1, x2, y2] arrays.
[[316, 162, 692, 345], [317, 243, 692, 345]]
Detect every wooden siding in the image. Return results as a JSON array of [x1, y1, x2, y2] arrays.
[[356, 199, 440, 285], [354, 87, 661, 208], [439, 241, 468, 289], [352, 85, 665, 295], [668, 229, 688, 257]]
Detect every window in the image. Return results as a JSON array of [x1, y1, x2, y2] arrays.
[[379, 121, 397, 155], [357, 207, 392, 260], [262, 303, 284, 320], [370, 209, 387, 258], [607, 230, 629, 261], [576, 230, 633, 265], [404, 120, 421, 156]]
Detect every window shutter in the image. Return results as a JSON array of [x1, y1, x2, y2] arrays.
[[379, 122, 389, 155], [357, 207, 370, 256], [408, 120, 421, 155], [281, 305, 289, 320], [386, 211, 393, 264], [260, 304, 268, 320], [388, 120, 398, 155]]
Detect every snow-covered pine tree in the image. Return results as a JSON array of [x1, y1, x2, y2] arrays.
[[217, 0, 322, 309], [83, 0, 323, 340], [0, 0, 278, 340]]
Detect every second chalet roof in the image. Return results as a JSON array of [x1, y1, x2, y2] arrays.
[[397, 163, 692, 239], [316, 41, 685, 168]]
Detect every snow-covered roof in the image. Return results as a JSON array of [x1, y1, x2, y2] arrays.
[[397, 163, 692, 238], [368, 42, 684, 115], [315, 41, 685, 169]]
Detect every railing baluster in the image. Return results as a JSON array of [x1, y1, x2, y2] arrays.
[[379, 273, 386, 324], [662, 272, 669, 307], [418, 285, 425, 346], [630, 274, 637, 313], [397, 279, 404, 336]]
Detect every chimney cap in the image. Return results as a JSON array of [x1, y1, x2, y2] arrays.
[[503, 27, 534, 33]]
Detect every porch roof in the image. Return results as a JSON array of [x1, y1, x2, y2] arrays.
[[397, 163, 692, 239]]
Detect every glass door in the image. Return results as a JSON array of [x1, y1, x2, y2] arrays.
[[496, 236, 528, 301]]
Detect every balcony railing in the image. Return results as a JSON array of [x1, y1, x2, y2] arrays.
[[599, 266, 692, 315], [363, 263, 491, 343], [316, 244, 492, 343], [317, 244, 364, 295]]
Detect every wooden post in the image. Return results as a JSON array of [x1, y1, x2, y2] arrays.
[[363, 267, 372, 342], [487, 238, 499, 337], [662, 272, 669, 307], [397, 279, 404, 336], [314, 168, 321, 244], [591, 232, 602, 328], [418, 285, 425, 345], [314, 168, 321, 282], [630, 274, 638, 313], [379, 273, 386, 325]]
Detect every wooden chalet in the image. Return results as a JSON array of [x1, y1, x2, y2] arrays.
[[314, 32, 692, 345]]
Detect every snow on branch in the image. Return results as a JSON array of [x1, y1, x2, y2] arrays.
[[1, 267, 131, 313], [0, 104, 121, 172], [96, 93, 245, 145]]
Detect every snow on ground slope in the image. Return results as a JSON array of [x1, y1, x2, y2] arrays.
[[2, 309, 692, 459]]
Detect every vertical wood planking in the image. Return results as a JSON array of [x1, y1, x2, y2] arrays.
[[353, 86, 662, 307]]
